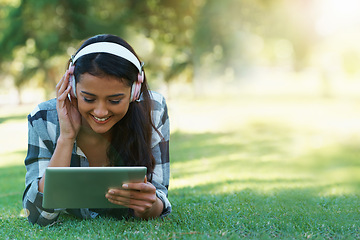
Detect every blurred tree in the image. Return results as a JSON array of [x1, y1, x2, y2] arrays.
[[0, 0, 130, 101], [193, 0, 315, 73], [0, 0, 320, 101], [125, 0, 203, 93], [1, 0, 205, 99]]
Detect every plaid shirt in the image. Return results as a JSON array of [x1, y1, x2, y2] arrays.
[[22, 91, 171, 226]]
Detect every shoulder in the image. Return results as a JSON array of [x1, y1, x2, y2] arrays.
[[148, 91, 167, 112], [149, 91, 166, 104], [148, 92, 169, 140], [28, 99, 58, 125], [29, 99, 57, 116]]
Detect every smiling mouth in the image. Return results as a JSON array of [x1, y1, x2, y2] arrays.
[[91, 115, 112, 123]]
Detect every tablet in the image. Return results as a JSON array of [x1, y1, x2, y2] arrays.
[[42, 166, 147, 209]]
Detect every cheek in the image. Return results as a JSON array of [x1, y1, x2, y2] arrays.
[[115, 105, 129, 119], [76, 101, 89, 116]]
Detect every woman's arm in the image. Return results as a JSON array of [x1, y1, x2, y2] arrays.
[[23, 69, 82, 226], [37, 136, 74, 192], [38, 67, 81, 192], [23, 111, 63, 226]]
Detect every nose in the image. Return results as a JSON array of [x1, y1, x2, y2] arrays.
[[93, 101, 108, 117]]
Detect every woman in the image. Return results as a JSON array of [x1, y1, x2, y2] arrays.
[[22, 34, 171, 226]]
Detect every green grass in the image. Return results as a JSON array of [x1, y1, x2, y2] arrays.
[[0, 96, 360, 239]]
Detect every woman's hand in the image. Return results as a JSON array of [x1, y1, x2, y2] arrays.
[[106, 177, 164, 219], [56, 67, 81, 141]]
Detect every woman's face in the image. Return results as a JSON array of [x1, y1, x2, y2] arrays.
[[76, 73, 131, 136]]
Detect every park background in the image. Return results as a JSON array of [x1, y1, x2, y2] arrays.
[[0, 0, 360, 239]]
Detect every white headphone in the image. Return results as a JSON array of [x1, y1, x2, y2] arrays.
[[68, 42, 144, 102]]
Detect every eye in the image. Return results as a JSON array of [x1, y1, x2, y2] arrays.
[[83, 97, 95, 103], [109, 99, 121, 105]]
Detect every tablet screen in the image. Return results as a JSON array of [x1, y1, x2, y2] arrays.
[[42, 166, 147, 209]]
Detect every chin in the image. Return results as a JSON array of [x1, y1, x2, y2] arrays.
[[91, 124, 115, 135], [83, 119, 115, 135], [92, 127, 111, 135]]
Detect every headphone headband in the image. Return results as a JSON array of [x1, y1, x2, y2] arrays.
[[71, 42, 142, 72]]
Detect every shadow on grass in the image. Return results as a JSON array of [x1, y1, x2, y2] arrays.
[[170, 122, 293, 165], [170, 123, 360, 182]]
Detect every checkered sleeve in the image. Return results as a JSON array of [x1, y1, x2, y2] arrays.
[[150, 92, 171, 217], [22, 100, 63, 226]]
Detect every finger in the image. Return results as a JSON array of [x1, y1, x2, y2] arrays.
[[107, 196, 152, 211], [106, 192, 146, 208], [56, 70, 68, 87], [56, 71, 66, 91], [107, 189, 130, 198], [123, 182, 156, 193], [106, 194, 131, 205], [107, 198, 127, 207], [107, 190, 157, 206], [57, 83, 72, 102], [57, 71, 70, 97], [107, 188, 154, 203], [107, 188, 144, 200], [56, 87, 72, 111]]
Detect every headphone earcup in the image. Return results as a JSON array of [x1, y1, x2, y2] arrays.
[[130, 71, 144, 102], [130, 81, 141, 102], [70, 74, 77, 98]]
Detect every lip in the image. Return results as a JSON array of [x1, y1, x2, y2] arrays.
[[91, 114, 112, 124]]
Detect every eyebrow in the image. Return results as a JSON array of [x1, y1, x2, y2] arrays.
[[80, 91, 125, 98]]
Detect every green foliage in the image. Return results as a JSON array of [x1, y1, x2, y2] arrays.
[[0, 4, 26, 61]]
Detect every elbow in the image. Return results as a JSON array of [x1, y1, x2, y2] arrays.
[[23, 199, 59, 227]]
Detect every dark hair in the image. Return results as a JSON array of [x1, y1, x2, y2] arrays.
[[72, 34, 156, 176]]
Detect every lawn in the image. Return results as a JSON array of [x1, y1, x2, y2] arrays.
[[0, 95, 359, 239]]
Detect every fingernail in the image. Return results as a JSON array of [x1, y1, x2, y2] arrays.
[[109, 190, 114, 194], [122, 184, 128, 189]]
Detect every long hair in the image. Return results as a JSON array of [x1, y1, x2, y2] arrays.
[[72, 34, 156, 176]]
